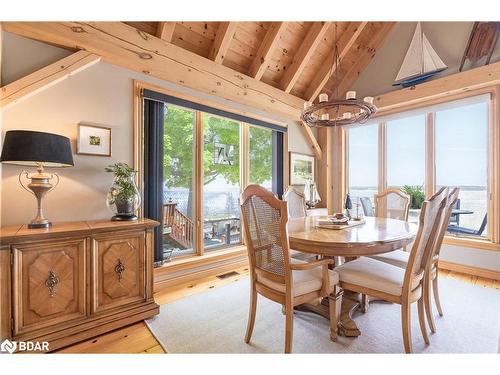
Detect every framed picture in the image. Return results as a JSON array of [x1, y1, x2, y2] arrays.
[[77, 123, 112, 156], [289, 152, 315, 185]]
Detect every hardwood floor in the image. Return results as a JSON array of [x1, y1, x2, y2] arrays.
[[56, 267, 498, 354]]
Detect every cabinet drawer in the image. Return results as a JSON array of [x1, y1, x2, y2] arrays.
[[92, 231, 146, 313], [12, 238, 88, 336]]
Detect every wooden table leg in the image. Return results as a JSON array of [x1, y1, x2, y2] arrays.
[[295, 289, 362, 337]]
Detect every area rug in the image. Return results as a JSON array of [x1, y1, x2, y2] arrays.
[[146, 277, 500, 353]]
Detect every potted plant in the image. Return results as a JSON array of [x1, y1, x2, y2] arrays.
[[402, 185, 425, 209], [105, 162, 141, 221]]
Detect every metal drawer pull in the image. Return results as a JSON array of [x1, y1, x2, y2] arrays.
[[115, 259, 125, 281], [45, 270, 59, 297]]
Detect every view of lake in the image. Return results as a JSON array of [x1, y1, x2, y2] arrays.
[[349, 186, 488, 237]]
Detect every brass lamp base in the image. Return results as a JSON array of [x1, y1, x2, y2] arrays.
[[19, 164, 59, 230]]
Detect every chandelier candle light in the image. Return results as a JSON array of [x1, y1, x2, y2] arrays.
[[301, 23, 377, 128]]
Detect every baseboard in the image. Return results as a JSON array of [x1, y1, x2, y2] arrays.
[[438, 260, 500, 281], [154, 251, 248, 291]]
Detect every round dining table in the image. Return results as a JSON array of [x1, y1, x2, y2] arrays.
[[287, 216, 417, 337]]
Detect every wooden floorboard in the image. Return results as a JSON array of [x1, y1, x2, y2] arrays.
[[55, 266, 496, 354]]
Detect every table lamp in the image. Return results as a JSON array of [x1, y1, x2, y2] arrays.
[[0, 130, 74, 228]]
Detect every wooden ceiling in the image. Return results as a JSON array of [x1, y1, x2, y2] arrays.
[[2, 21, 395, 121], [124, 21, 395, 102]]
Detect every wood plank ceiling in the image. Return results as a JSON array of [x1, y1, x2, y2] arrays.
[[125, 21, 395, 103]]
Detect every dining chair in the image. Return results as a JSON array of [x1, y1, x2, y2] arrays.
[[240, 185, 342, 353], [283, 186, 307, 218], [370, 188, 460, 334], [375, 188, 411, 221], [360, 197, 375, 217], [334, 187, 449, 353]]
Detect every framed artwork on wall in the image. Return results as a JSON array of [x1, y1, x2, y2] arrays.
[[289, 152, 315, 185], [77, 123, 112, 156]]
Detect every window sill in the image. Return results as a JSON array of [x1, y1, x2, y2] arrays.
[[155, 245, 247, 275], [443, 236, 500, 251]]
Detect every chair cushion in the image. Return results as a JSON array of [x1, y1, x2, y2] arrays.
[[369, 249, 409, 269], [258, 261, 339, 297], [335, 257, 421, 296]]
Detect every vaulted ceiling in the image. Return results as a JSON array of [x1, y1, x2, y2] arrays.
[[2, 21, 395, 120], [124, 21, 395, 102]]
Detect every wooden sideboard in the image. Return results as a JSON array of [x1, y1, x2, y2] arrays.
[[0, 219, 160, 352]]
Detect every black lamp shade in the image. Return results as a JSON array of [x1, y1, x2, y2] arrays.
[[0, 130, 74, 167]]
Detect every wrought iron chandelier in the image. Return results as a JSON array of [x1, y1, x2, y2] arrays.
[[300, 23, 377, 128]]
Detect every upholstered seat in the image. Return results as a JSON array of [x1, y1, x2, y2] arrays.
[[258, 262, 339, 297], [369, 249, 409, 269], [336, 257, 422, 296]]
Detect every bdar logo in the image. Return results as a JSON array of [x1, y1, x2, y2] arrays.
[[0, 339, 17, 354]]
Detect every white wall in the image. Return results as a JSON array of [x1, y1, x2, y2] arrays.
[[0, 32, 312, 226]]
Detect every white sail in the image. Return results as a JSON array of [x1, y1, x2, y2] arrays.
[[395, 22, 447, 83], [395, 23, 423, 82], [422, 33, 447, 73]]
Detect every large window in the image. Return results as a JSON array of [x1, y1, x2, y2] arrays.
[[348, 123, 378, 213], [386, 115, 426, 223], [436, 102, 488, 238], [163, 105, 196, 257], [249, 125, 273, 190], [348, 94, 493, 243], [142, 89, 286, 262], [203, 114, 241, 251]]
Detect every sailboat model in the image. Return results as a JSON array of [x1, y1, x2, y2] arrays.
[[393, 22, 447, 87]]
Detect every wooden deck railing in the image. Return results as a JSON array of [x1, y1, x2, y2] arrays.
[[163, 202, 194, 249]]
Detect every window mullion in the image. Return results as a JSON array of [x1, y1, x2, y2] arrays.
[[195, 111, 204, 256], [425, 112, 436, 198]]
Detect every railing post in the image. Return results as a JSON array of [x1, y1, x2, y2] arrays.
[[225, 223, 231, 245]]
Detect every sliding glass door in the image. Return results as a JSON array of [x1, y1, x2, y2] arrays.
[[163, 104, 197, 258], [203, 114, 241, 251], [142, 89, 286, 263]]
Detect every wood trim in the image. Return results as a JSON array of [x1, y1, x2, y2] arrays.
[[305, 22, 368, 102], [209, 22, 237, 64], [248, 22, 287, 80], [283, 132, 290, 189], [241, 123, 250, 188], [425, 113, 435, 198], [134, 80, 287, 129], [132, 81, 144, 216], [374, 61, 500, 116], [438, 260, 500, 281], [334, 127, 346, 212], [297, 121, 322, 159], [0, 50, 100, 109], [378, 122, 387, 194], [0, 248, 11, 340], [488, 86, 500, 243], [280, 22, 330, 93], [195, 111, 204, 256], [154, 247, 248, 290], [4, 22, 305, 120], [315, 127, 331, 212], [443, 236, 500, 251], [156, 22, 176, 42]]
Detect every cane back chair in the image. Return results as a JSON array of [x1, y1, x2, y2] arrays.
[[240, 185, 342, 353]]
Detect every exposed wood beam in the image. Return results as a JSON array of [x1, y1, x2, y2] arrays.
[[297, 121, 322, 159], [156, 22, 176, 42], [248, 22, 288, 80], [304, 22, 368, 102], [209, 22, 237, 64], [333, 22, 396, 100], [0, 50, 100, 110], [280, 22, 330, 93], [3, 22, 305, 120], [374, 60, 500, 115]]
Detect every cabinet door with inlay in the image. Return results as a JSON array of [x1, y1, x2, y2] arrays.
[[92, 231, 146, 313], [12, 238, 88, 336]]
